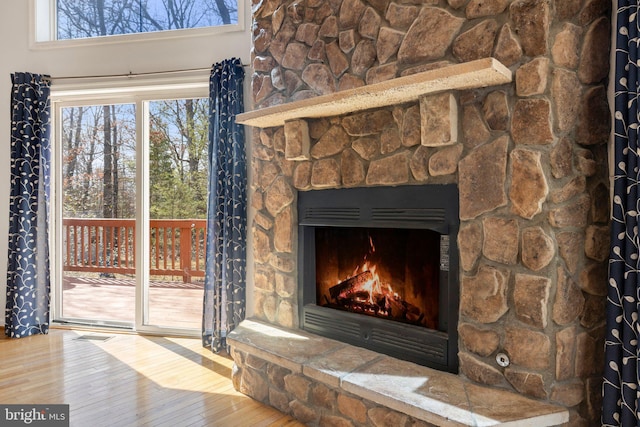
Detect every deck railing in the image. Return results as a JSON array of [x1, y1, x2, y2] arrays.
[[63, 218, 207, 282]]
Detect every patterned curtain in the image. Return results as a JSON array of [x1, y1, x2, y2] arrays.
[[603, 2, 640, 425], [5, 73, 51, 338], [202, 58, 246, 352]]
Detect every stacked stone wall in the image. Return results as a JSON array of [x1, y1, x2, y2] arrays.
[[247, 0, 611, 424]]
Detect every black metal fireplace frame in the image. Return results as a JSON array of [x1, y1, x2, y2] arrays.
[[298, 184, 459, 373]]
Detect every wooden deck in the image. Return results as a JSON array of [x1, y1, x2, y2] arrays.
[[62, 276, 204, 330], [0, 328, 303, 427]]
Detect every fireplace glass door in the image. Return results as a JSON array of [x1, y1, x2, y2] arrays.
[[315, 227, 441, 330]]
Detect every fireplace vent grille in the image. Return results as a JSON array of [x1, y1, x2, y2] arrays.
[[300, 207, 360, 223], [304, 310, 360, 340], [370, 330, 446, 362], [303, 306, 450, 368], [370, 208, 446, 223]]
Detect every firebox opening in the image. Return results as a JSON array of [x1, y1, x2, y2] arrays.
[[298, 184, 459, 372], [315, 227, 440, 330]]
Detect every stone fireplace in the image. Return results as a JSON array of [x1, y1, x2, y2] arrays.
[[228, 0, 611, 425]]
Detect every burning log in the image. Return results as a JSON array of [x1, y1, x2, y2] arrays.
[[329, 271, 374, 301], [337, 290, 370, 304], [324, 268, 430, 327], [385, 295, 408, 318]]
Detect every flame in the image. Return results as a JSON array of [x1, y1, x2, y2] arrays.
[[335, 235, 397, 310], [359, 262, 394, 305], [323, 232, 434, 327]]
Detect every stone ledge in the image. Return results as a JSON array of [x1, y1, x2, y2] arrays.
[[227, 319, 569, 427], [236, 58, 511, 128]]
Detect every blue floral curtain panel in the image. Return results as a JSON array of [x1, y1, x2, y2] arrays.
[[202, 58, 246, 352], [5, 73, 52, 338], [604, 2, 640, 424]]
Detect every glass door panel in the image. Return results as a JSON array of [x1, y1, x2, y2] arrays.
[[145, 98, 209, 330], [60, 103, 137, 326]]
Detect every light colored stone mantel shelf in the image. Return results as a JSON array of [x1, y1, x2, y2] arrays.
[[236, 58, 512, 128], [228, 319, 568, 427]]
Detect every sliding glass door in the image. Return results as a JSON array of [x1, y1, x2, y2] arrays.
[[53, 91, 209, 334]]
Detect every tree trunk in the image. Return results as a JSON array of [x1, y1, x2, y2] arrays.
[[96, 0, 107, 36], [103, 105, 114, 219], [185, 99, 200, 188], [64, 107, 83, 181], [215, 0, 232, 25], [80, 114, 98, 212], [111, 105, 119, 219]]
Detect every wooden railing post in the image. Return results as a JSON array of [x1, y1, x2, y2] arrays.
[[180, 224, 193, 283]]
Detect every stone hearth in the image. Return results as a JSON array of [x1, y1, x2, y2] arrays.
[[228, 319, 569, 426], [230, 0, 611, 425]]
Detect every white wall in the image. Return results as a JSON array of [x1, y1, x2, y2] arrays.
[[0, 1, 253, 325]]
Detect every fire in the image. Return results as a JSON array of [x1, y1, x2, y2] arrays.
[[328, 235, 408, 319], [361, 262, 381, 304], [346, 261, 398, 307], [321, 231, 434, 329]]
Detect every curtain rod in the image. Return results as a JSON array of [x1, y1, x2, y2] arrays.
[[46, 63, 250, 82]]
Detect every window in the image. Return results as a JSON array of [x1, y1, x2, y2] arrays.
[[52, 76, 211, 335], [31, 0, 242, 45]]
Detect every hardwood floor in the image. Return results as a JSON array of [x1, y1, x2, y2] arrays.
[[0, 328, 304, 427]]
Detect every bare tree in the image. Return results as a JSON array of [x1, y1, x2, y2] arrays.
[[149, 98, 209, 219], [213, 0, 232, 25], [58, 1, 217, 221], [57, 0, 138, 38], [57, 0, 237, 39], [102, 106, 114, 218], [63, 107, 84, 181], [62, 106, 102, 217], [80, 109, 100, 214]]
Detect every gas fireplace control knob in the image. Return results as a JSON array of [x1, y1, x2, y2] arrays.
[[496, 352, 510, 368]]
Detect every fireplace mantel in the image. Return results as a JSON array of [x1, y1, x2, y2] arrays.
[[236, 58, 511, 128]]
